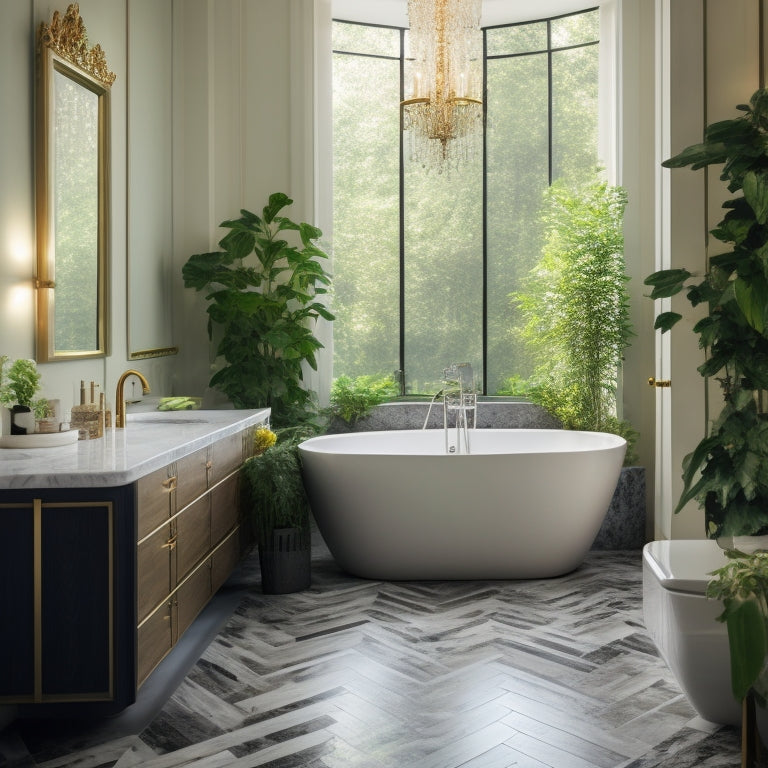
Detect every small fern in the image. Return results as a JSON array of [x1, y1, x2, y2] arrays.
[[243, 438, 310, 547]]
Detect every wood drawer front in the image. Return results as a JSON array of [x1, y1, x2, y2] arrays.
[[210, 473, 240, 546], [136, 466, 175, 540], [176, 447, 210, 510], [176, 495, 211, 582], [137, 524, 173, 623], [210, 432, 244, 485], [137, 600, 173, 687], [177, 561, 212, 638], [212, 528, 240, 593]]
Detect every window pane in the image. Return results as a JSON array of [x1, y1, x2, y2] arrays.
[[486, 53, 549, 393], [551, 44, 599, 183], [404, 159, 483, 395], [332, 50, 400, 380], [332, 20, 400, 58], [551, 10, 599, 49], [486, 21, 547, 57]]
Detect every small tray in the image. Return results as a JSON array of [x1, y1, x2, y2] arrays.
[[0, 430, 79, 449]]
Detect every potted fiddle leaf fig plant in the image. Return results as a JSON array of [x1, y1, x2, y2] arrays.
[[644, 88, 768, 541], [182, 193, 334, 428], [0, 356, 48, 435]]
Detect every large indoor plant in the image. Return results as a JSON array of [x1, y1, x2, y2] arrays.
[[514, 175, 637, 462], [242, 427, 313, 594], [645, 89, 768, 539], [707, 550, 768, 762], [182, 193, 334, 428]]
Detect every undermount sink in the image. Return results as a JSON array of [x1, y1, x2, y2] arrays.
[[126, 412, 208, 425]]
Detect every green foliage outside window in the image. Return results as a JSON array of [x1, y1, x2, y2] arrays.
[[332, 11, 601, 394]]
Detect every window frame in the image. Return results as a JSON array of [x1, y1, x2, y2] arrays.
[[332, 7, 601, 395]]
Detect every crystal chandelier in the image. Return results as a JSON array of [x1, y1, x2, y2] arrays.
[[401, 0, 483, 171]]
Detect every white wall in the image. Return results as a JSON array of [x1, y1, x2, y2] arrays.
[[171, 0, 328, 402], [656, 0, 767, 539], [0, 0, 176, 424]]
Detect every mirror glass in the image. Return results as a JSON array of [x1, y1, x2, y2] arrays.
[[127, 0, 177, 359], [36, 5, 113, 362]]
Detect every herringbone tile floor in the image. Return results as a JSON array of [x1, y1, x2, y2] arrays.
[[1, 533, 746, 767]]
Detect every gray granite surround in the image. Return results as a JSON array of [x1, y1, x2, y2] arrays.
[[327, 399, 561, 432], [0, 408, 270, 488], [328, 400, 647, 550]]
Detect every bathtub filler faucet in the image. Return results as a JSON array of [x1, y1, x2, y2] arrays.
[[115, 369, 151, 428], [443, 363, 476, 455]]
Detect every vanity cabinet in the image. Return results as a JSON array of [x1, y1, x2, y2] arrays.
[[0, 417, 261, 715], [135, 432, 248, 686]]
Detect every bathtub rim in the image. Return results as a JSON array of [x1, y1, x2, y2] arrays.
[[298, 427, 627, 457]]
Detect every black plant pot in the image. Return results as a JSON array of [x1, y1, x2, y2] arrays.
[[10, 404, 33, 435], [258, 527, 311, 594]]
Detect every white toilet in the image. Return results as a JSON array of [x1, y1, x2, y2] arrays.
[[642, 539, 741, 725]]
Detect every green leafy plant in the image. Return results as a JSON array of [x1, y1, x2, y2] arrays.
[[182, 193, 334, 428], [329, 374, 398, 424], [645, 89, 768, 538], [242, 432, 311, 548], [495, 375, 531, 398], [0, 356, 47, 412], [513, 175, 636, 462], [707, 551, 768, 705]]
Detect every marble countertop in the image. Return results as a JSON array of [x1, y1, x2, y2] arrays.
[[0, 408, 270, 489]]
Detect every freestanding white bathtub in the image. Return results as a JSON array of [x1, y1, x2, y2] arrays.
[[299, 429, 627, 580]]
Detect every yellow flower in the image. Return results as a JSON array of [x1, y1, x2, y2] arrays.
[[253, 427, 277, 456]]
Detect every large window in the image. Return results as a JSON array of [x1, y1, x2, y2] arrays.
[[332, 9, 600, 395]]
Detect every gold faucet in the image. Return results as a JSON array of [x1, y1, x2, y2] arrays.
[[115, 369, 151, 428]]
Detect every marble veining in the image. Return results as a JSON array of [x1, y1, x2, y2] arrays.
[[0, 408, 269, 488]]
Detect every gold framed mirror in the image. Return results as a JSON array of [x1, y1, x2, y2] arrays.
[[35, 4, 114, 362]]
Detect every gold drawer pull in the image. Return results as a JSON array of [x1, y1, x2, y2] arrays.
[[206, 460, 213, 470], [162, 536, 177, 551], [162, 476, 177, 492]]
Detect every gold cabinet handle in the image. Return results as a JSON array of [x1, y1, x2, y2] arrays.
[[161, 535, 177, 551], [648, 377, 671, 388], [161, 476, 177, 492]]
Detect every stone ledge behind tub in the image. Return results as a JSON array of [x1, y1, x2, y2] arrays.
[[326, 400, 561, 432], [325, 400, 646, 551]]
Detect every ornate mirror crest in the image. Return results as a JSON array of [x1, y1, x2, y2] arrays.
[[39, 4, 116, 87]]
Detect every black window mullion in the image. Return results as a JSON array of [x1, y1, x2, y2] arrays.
[[482, 29, 488, 396], [547, 19, 553, 186], [398, 27, 406, 396]]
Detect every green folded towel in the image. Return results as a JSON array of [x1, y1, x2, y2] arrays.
[[157, 396, 201, 411]]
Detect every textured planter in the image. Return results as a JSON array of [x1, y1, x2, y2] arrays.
[[10, 405, 34, 435], [258, 527, 311, 594]]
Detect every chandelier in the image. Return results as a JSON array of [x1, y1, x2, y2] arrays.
[[401, 0, 483, 171]]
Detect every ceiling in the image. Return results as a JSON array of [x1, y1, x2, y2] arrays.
[[331, 0, 598, 27]]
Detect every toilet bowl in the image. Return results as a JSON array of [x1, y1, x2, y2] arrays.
[[642, 539, 740, 725]]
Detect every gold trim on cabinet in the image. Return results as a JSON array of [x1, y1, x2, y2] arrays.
[[29, 499, 115, 703], [136, 466, 243, 546], [136, 526, 240, 632]]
